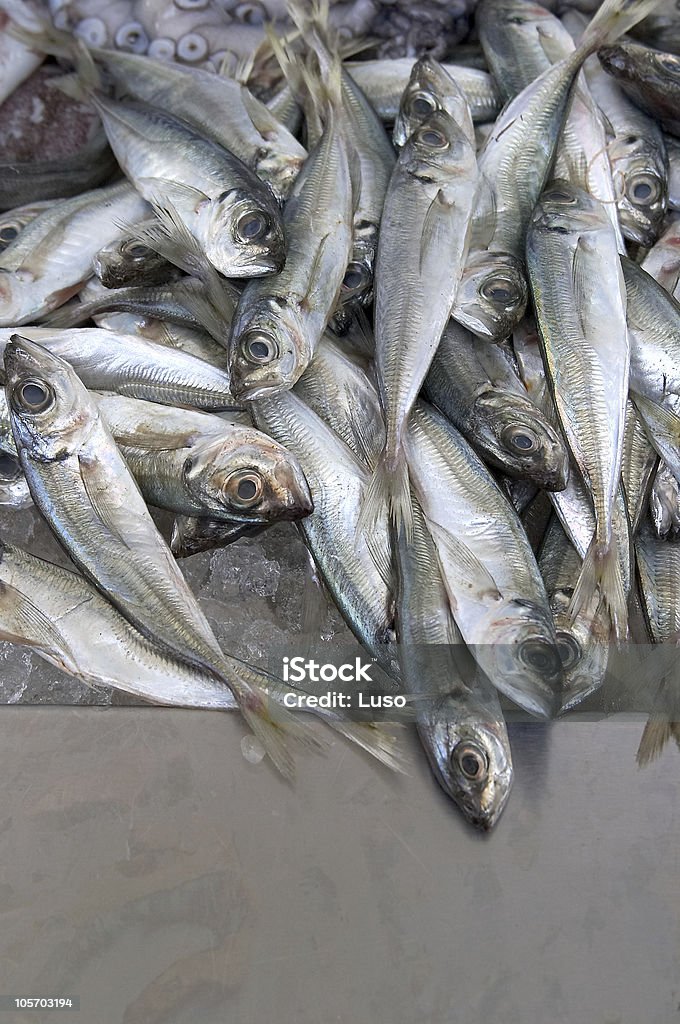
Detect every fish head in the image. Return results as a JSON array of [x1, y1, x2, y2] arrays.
[[197, 188, 285, 278], [255, 153, 305, 205], [0, 213, 25, 253], [477, 598, 564, 718], [453, 251, 528, 341], [549, 585, 611, 711], [599, 41, 680, 91], [337, 239, 375, 311], [608, 139, 668, 247], [93, 236, 164, 290], [393, 57, 469, 147], [531, 179, 607, 237], [471, 388, 569, 490], [3, 335, 93, 462], [229, 297, 310, 401], [403, 109, 476, 179], [183, 434, 313, 523]]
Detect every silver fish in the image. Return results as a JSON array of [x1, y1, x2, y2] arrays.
[[405, 401, 564, 718], [425, 318, 569, 489], [649, 462, 680, 540], [0, 326, 237, 410], [0, 198, 55, 252], [94, 223, 176, 290], [4, 335, 315, 777], [87, 48, 306, 201], [0, 182, 148, 324], [229, 74, 353, 400], [395, 495, 513, 830], [92, 93, 285, 278], [527, 181, 630, 639], [452, 249, 529, 341], [393, 55, 475, 148], [95, 394, 312, 525], [363, 107, 478, 537]]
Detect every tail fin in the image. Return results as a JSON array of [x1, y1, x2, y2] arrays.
[[569, 533, 628, 642], [637, 715, 673, 766], [578, 0, 665, 54], [358, 448, 413, 544], [224, 658, 325, 779], [327, 720, 408, 773]]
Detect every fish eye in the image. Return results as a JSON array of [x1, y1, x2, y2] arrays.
[[501, 425, 539, 454], [627, 174, 661, 205], [122, 240, 152, 259], [0, 224, 19, 245], [519, 638, 561, 674], [556, 631, 581, 670], [452, 742, 488, 781], [0, 450, 20, 480], [342, 262, 370, 292], [241, 330, 279, 365], [236, 211, 271, 243], [544, 187, 575, 203], [224, 469, 263, 508], [408, 91, 437, 118], [12, 378, 54, 414], [480, 276, 521, 305], [659, 54, 680, 75], [414, 126, 449, 150]]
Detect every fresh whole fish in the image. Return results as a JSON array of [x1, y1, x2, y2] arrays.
[[527, 181, 630, 639], [94, 223, 177, 289], [649, 463, 680, 540], [0, 182, 148, 325], [0, 326, 238, 409], [393, 55, 475, 149], [395, 494, 513, 830], [0, 198, 55, 252], [4, 334, 316, 776], [229, 66, 353, 400], [362, 105, 478, 536], [621, 255, 680, 405], [91, 93, 286, 278], [425, 318, 569, 490], [452, 249, 529, 341]]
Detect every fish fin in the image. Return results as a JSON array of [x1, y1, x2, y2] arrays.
[[138, 178, 209, 212], [569, 533, 628, 642], [364, 526, 393, 591], [637, 715, 673, 766], [427, 520, 502, 602], [420, 189, 454, 276], [468, 174, 497, 250], [571, 234, 599, 340], [78, 451, 136, 547], [239, 84, 289, 142], [224, 658, 326, 779], [0, 577, 76, 669], [173, 279, 231, 349], [579, 0, 667, 53], [326, 721, 408, 773], [358, 449, 413, 543]]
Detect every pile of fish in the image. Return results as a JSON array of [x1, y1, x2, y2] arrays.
[[0, 0, 679, 830]]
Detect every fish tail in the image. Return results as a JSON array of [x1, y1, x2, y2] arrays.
[[225, 664, 324, 780], [357, 447, 413, 543], [324, 720, 408, 773], [579, 0, 665, 53], [569, 533, 628, 642], [637, 715, 673, 766]]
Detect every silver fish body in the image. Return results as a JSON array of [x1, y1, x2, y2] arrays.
[[425, 318, 569, 489], [94, 222, 176, 289], [395, 495, 512, 830]]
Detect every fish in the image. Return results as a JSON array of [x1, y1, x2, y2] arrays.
[[538, 515, 611, 711], [425, 318, 569, 489], [0, 198, 55, 252], [0, 538, 402, 770], [95, 393, 313, 524], [599, 40, 680, 138], [462, 0, 663, 341], [229, 62, 354, 400], [649, 462, 680, 540], [394, 493, 513, 830], [393, 54, 475, 149], [622, 255, 680, 406], [0, 326, 238, 410], [91, 93, 286, 278], [631, 391, 680, 487], [345, 58, 502, 125], [451, 249, 529, 341], [94, 222, 177, 290], [405, 401, 564, 718], [0, 182, 148, 325], [82, 48, 307, 201], [361, 105, 478, 539], [621, 398, 658, 535], [527, 181, 630, 639], [560, 12, 669, 248], [4, 334, 316, 777]]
